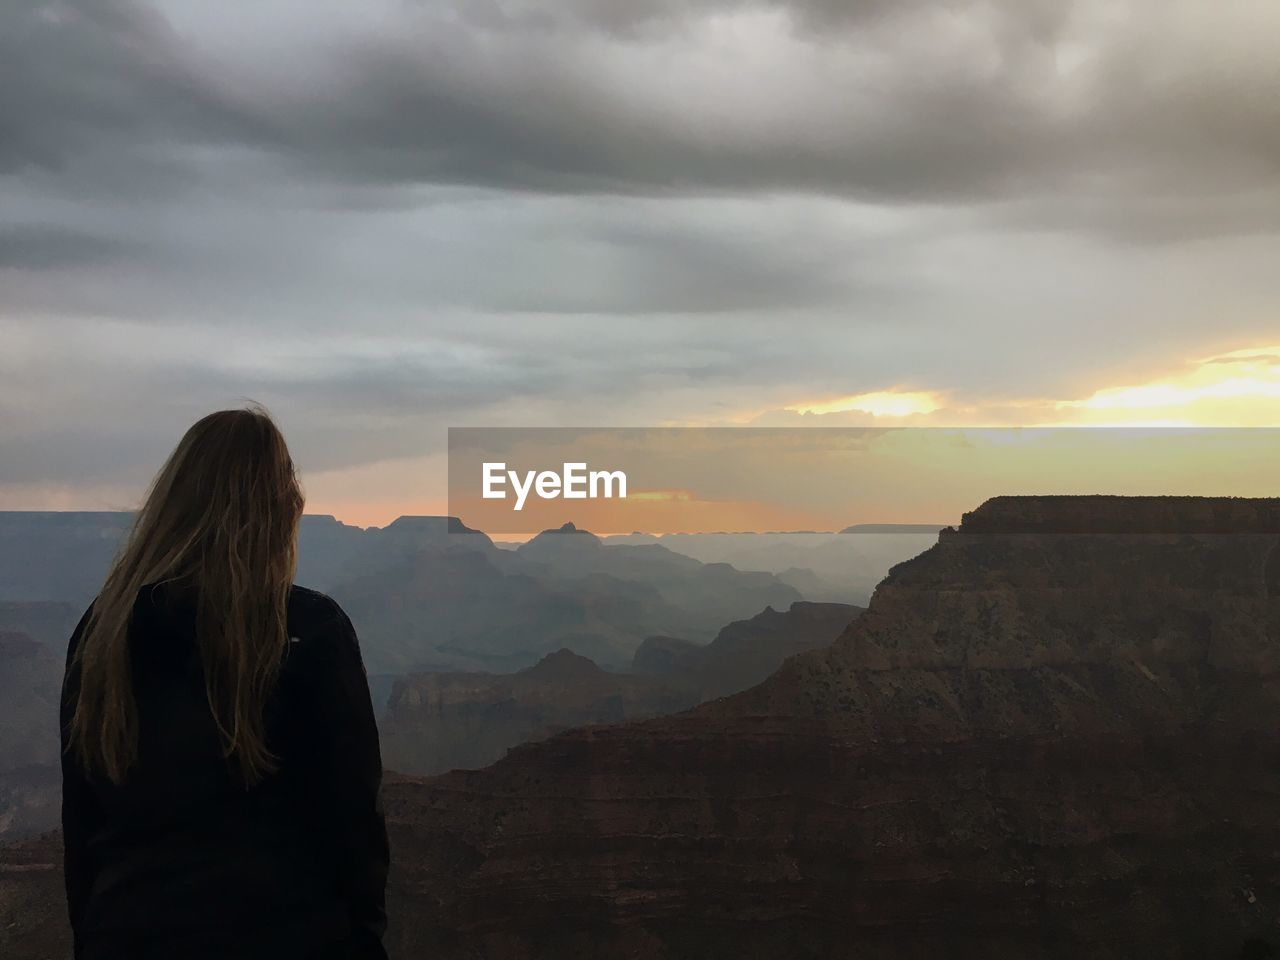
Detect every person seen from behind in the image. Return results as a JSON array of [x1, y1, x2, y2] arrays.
[[60, 406, 390, 960]]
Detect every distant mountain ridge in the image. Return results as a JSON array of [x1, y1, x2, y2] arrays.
[[839, 522, 949, 533], [0, 602, 79, 648], [380, 600, 863, 776], [603, 528, 937, 605], [0, 512, 807, 674], [632, 600, 863, 701], [328, 518, 802, 673]]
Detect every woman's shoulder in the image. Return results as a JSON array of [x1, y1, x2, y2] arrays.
[[287, 585, 353, 629], [284, 587, 369, 679], [285, 586, 361, 651]]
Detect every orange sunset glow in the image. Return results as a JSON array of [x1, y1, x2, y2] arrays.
[[284, 341, 1280, 531]]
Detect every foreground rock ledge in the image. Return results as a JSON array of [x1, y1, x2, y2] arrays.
[[5, 496, 1280, 959]]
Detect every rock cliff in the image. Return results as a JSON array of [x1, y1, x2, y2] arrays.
[[374, 495, 1280, 958], [381, 602, 861, 776], [632, 600, 863, 700], [380, 649, 692, 776]]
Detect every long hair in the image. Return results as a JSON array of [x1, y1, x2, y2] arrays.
[[68, 406, 305, 786]]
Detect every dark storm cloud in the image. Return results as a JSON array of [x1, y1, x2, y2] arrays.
[[0, 224, 137, 269], [178, 2, 1064, 202], [0, 0, 250, 176], [3, 0, 1273, 214], [281, 44, 1044, 201], [457, 0, 1046, 43], [4, 174, 897, 323]]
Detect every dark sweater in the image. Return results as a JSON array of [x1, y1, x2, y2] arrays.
[[60, 584, 390, 960]]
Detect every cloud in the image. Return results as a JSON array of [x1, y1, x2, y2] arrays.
[[168, 1, 1067, 201], [2, 0, 1280, 517], [749, 347, 1280, 429], [784, 390, 944, 418], [0, 224, 137, 270], [2, 0, 1275, 212], [0, 1, 249, 177]]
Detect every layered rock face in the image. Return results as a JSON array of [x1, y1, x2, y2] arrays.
[[632, 600, 862, 701], [0, 831, 64, 958], [372, 496, 1280, 958], [5, 496, 1280, 958], [382, 602, 861, 776], [381, 650, 693, 776]]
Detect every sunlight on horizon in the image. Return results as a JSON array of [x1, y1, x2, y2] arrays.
[[770, 342, 1280, 429], [8, 342, 1280, 530], [293, 342, 1280, 527], [784, 390, 944, 417], [1047, 343, 1280, 427]]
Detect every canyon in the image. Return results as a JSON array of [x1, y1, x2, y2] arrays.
[[372, 496, 1280, 958], [4, 496, 1279, 958]]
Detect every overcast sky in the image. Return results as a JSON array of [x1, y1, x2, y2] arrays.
[[2, 0, 1279, 525]]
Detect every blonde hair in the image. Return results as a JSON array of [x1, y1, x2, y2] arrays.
[[69, 406, 305, 786]]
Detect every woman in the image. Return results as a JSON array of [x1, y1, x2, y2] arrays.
[[60, 407, 390, 960]]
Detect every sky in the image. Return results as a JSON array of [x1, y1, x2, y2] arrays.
[[1, 0, 1279, 527]]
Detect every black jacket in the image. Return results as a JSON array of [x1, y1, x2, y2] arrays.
[[60, 584, 390, 960]]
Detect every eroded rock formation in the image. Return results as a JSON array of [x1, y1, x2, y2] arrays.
[[380, 649, 692, 776], [374, 496, 1280, 958], [381, 602, 861, 776], [631, 600, 862, 701]]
